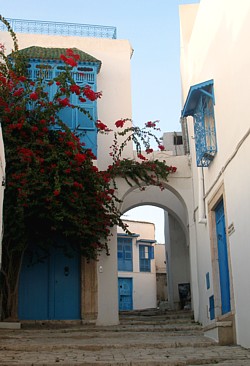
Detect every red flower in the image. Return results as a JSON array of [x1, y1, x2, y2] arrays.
[[58, 97, 71, 107], [73, 181, 83, 189], [75, 153, 87, 163], [96, 121, 109, 131], [31, 126, 38, 132], [56, 81, 61, 86], [146, 148, 154, 154], [70, 84, 81, 95], [18, 76, 27, 82], [83, 85, 102, 101], [30, 92, 39, 100], [66, 49, 80, 61], [137, 153, 147, 160], [115, 119, 126, 128], [60, 54, 77, 67], [53, 190, 60, 196], [158, 144, 165, 151], [145, 121, 156, 128], [13, 88, 24, 97]]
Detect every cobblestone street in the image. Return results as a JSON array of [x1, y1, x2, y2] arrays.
[[0, 310, 250, 365]]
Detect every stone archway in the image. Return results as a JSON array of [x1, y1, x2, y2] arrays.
[[120, 183, 191, 311]]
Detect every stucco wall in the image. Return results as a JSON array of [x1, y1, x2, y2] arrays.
[[180, 0, 250, 348]]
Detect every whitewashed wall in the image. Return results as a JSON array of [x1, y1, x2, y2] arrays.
[[180, 0, 250, 348]]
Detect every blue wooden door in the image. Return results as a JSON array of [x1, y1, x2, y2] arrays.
[[118, 278, 133, 311], [19, 245, 80, 320], [215, 200, 231, 314]]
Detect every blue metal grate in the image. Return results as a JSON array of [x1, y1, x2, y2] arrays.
[[194, 93, 217, 167], [0, 18, 117, 39]]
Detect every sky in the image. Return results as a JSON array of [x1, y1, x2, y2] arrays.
[[0, 0, 200, 242]]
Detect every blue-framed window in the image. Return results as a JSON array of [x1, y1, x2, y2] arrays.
[[139, 245, 154, 272], [117, 237, 133, 272], [181, 80, 217, 167], [209, 295, 215, 320], [27, 59, 99, 156]]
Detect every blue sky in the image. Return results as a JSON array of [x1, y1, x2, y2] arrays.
[[0, 0, 199, 242]]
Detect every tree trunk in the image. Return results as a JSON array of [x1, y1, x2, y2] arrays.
[[1, 247, 24, 321]]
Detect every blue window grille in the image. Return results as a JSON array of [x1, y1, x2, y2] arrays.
[[209, 295, 215, 320], [206, 272, 210, 290], [117, 238, 133, 272], [27, 58, 99, 156], [139, 245, 154, 272], [181, 80, 217, 167]]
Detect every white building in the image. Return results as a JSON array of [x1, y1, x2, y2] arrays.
[[179, 0, 250, 348], [117, 220, 157, 311]]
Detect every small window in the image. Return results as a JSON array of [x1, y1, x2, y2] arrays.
[[209, 295, 215, 320], [139, 245, 154, 272], [173, 135, 183, 145]]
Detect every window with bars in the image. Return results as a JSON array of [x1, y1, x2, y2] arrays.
[[139, 245, 154, 272], [181, 80, 217, 167]]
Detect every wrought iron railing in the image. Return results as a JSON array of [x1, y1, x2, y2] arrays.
[[0, 18, 117, 39]]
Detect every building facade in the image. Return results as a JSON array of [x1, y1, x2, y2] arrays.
[[179, 0, 250, 348], [117, 220, 157, 311]]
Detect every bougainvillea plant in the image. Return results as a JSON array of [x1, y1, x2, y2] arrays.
[[0, 16, 176, 319]]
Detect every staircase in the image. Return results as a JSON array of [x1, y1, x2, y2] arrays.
[[0, 309, 250, 365]]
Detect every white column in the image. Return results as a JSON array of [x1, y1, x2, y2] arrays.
[[165, 211, 174, 309], [96, 226, 119, 325]]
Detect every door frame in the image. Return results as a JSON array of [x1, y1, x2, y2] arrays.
[[208, 184, 234, 319]]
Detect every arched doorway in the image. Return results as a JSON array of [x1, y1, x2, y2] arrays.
[[119, 183, 191, 311]]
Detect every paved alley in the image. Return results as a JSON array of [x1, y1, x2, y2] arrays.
[[0, 309, 250, 365]]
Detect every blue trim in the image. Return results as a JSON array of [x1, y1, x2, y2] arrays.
[[181, 80, 214, 117], [136, 239, 156, 244], [117, 233, 140, 238]]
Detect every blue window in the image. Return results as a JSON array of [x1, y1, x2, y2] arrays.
[[206, 272, 210, 290], [181, 80, 217, 167], [117, 237, 133, 272], [23, 47, 101, 157], [139, 245, 154, 272], [209, 295, 215, 320]]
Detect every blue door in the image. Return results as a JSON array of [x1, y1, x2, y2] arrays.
[[18, 244, 80, 320], [215, 200, 231, 315], [118, 278, 133, 311]]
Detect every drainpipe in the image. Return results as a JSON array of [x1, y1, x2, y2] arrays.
[[198, 167, 207, 224]]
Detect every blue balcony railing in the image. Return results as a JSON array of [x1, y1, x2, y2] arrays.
[[0, 18, 117, 39]]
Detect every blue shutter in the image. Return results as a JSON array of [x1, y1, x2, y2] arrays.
[[117, 238, 133, 272], [209, 295, 215, 320], [28, 60, 98, 157]]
